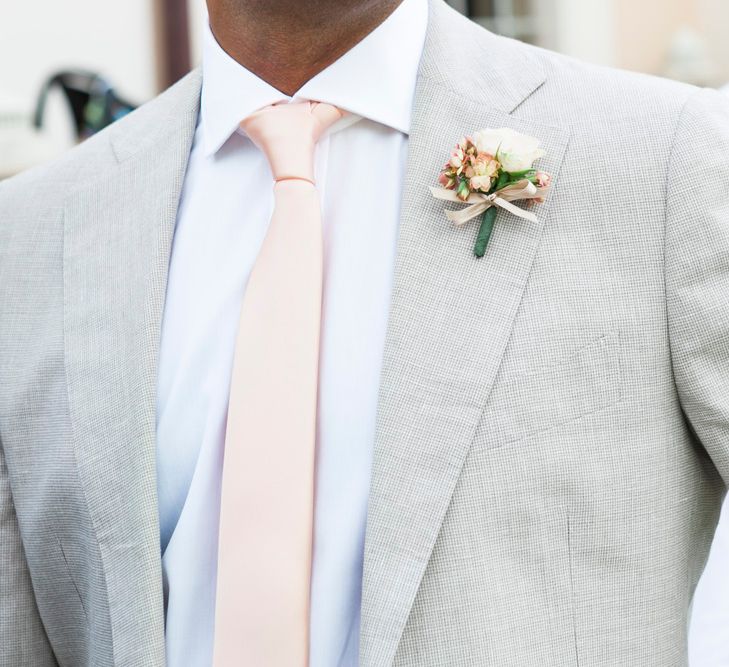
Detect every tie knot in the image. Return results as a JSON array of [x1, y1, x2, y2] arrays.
[[240, 101, 343, 185]]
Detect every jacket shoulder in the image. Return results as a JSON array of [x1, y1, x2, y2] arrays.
[[426, 2, 698, 129], [0, 68, 202, 223], [504, 35, 699, 127]]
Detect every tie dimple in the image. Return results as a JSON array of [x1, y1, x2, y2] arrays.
[[241, 101, 343, 184], [213, 100, 343, 667]]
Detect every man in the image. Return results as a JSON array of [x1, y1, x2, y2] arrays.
[[1, 0, 729, 665]]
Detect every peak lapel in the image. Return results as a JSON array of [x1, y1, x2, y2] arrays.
[[63, 70, 201, 665], [359, 3, 570, 665]]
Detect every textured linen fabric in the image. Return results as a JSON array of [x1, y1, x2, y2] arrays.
[[2, 1, 729, 665], [158, 4, 426, 666], [684, 80, 729, 667]]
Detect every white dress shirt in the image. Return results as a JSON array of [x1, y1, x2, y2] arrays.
[[689, 499, 729, 666], [156, 1, 428, 665]]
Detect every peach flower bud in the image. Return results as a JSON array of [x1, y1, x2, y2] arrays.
[[469, 175, 493, 191], [439, 172, 456, 189], [535, 171, 552, 188]]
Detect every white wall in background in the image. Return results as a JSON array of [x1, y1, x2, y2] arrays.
[[552, 0, 617, 67], [697, 0, 729, 84], [188, 0, 207, 65], [0, 0, 158, 176], [0, 0, 157, 115]]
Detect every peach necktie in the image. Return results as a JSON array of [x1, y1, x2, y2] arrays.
[[212, 101, 343, 666]]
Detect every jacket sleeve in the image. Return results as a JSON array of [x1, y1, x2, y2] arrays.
[[665, 86, 729, 487], [0, 178, 58, 666], [0, 438, 57, 666]]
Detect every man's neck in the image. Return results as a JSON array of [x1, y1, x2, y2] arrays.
[[207, 0, 404, 96]]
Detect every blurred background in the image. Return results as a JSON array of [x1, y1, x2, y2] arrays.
[[2, 0, 729, 178]]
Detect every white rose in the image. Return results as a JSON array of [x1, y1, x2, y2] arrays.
[[473, 127, 546, 173]]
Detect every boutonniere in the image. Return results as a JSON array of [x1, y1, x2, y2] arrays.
[[429, 128, 552, 257]]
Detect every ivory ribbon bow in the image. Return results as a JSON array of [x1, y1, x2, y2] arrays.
[[429, 179, 547, 226]]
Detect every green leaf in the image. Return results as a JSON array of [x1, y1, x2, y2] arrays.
[[474, 206, 497, 258], [505, 169, 537, 184], [490, 172, 510, 194], [504, 168, 534, 180]]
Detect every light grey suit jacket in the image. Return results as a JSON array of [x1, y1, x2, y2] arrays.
[[2, 2, 729, 665]]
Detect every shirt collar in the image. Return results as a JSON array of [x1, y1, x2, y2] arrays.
[[200, 0, 428, 156]]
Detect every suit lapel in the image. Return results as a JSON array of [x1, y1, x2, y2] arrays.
[[359, 3, 570, 665], [63, 70, 201, 665]]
